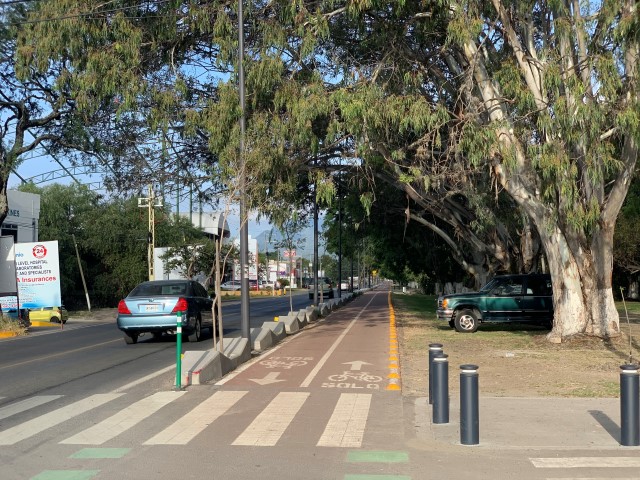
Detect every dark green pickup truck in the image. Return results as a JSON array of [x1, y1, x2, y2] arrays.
[[436, 274, 554, 332]]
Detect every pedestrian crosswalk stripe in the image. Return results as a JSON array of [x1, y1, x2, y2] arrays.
[[60, 391, 185, 445], [144, 390, 248, 445], [531, 457, 640, 468], [31, 470, 100, 480], [0, 395, 63, 421], [317, 393, 371, 447], [0, 394, 122, 445], [232, 392, 309, 446]]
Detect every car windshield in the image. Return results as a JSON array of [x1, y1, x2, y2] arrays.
[[130, 282, 187, 296]]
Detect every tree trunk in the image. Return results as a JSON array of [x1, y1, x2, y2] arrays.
[[0, 175, 8, 226], [540, 227, 619, 343]]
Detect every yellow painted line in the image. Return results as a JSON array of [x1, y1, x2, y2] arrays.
[[387, 291, 401, 392], [0, 331, 19, 339]]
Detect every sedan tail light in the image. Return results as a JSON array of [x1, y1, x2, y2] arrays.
[[171, 297, 188, 313], [118, 300, 131, 314]]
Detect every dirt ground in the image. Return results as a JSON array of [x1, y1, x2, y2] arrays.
[[394, 294, 640, 398]]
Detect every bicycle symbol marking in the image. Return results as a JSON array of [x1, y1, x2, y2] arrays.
[[260, 356, 310, 369], [328, 371, 383, 383], [322, 371, 382, 389]]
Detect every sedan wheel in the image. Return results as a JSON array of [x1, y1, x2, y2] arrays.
[[124, 332, 139, 344], [454, 309, 479, 333], [188, 317, 202, 342]]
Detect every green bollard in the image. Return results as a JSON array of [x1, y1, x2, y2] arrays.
[[175, 311, 183, 390]]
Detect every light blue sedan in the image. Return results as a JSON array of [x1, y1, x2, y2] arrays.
[[116, 280, 216, 344]]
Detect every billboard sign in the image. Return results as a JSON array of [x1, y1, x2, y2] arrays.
[[14, 241, 61, 308]]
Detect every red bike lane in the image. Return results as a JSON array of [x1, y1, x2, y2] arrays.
[[222, 287, 394, 392]]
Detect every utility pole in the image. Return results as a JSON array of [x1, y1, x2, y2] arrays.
[[72, 234, 91, 311], [138, 185, 163, 281]]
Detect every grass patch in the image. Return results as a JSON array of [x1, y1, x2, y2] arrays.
[[393, 292, 640, 398], [0, 315, 28, 335]]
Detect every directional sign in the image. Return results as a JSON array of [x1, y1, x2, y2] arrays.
[[250, 372, 285, 385], [342, 361, 372, 371]]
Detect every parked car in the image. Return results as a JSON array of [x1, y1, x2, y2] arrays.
[[308, 277, 334, 300], [116, 279, 216, 344], [437, 274, 553, 333], [220, 280, 242, 291], [29, 306, 69, 324]]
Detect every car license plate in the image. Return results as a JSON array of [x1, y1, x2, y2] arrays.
[[142, 304, 160, 313]]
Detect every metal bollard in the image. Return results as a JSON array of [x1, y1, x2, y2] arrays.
[[460, 364, 479, 445], [620, 364, 639, 446], [432, 353, 449, 424], [428, 343, 444, 405], [175, 311, 183, 391]]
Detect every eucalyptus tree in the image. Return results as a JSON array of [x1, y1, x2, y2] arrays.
[[0, 2, 89, 225], [281, 1, 637, 342]]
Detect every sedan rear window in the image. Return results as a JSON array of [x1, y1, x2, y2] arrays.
[[130, 283, 187, 296]]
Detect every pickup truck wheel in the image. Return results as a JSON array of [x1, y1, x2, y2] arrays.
[[454, 309, 479, 333]]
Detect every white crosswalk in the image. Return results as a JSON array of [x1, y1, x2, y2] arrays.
[[0, 390, 373, 448], [60, 391, 185, 445], [531, 456, 640, 480], [0, 393, 123, 445]]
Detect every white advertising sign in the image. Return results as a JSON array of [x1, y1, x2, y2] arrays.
[[14, 241, 61, 308]]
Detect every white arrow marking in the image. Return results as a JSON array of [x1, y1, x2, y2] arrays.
[[250, 372, 285, 385], [343, 361, 372, 371]]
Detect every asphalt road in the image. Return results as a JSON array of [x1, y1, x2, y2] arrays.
[[0, 292, 316, 404]]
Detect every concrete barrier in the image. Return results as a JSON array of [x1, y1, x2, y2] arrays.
[[319, 303, 330, 316], [251, 327, 276, 352], [182, 349, 233, 386], [219, 336, 251, 369], [295, 309, 308, 327], [278, 314, 300, 334], [262, 321, 286, 342], [305, 306, 318, 323]]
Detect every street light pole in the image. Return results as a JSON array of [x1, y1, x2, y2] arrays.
[[238, 0, 250, 339]]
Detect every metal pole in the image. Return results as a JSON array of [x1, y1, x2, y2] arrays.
[[620, 364, 639, 446], [175, 311, 183, 390], [428, 343, 443, 405], [337, 171, 342, 298], [460, 364, 479, 445], [238, 0, 250, 339], [313, 173, 319, 305], [72, 234, 91, 312], [432, 353, 449, 424]]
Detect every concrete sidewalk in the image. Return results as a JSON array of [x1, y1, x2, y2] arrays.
[[409, 395, 639, 450]]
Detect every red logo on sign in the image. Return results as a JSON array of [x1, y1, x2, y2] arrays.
[[32, 244, 47, 259]]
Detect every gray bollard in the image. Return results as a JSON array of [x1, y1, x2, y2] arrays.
[[620, 364, 639, 446], [429, 343, 444, 405], [460, 364, 479, 445], [432, 353, 449, 424]]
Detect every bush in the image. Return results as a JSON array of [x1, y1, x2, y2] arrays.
[[0, 315, 28, 336]]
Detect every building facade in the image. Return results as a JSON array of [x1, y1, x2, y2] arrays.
[[0, 191, 41, 243]]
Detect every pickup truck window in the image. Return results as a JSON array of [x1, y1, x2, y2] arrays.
[[492, 278, 524, 296]]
